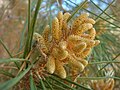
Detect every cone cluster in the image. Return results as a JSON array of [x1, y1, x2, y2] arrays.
[[33, 12, 100, 78]]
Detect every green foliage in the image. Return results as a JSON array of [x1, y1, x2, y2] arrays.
[[0, 64, 32, 90], [30, 73, 37, 90], [23, 0, 42, 58], [0, 0, 120, 90]]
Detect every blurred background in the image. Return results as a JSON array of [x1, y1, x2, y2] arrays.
[[0, 0, 120, 58], [0, 0, 120, 89]]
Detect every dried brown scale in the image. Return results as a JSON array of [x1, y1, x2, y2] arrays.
[[33, 12, 100, 78], [103, 79, 114, 90], [18, 73, 30, 90], [91, 79, 114, 90]]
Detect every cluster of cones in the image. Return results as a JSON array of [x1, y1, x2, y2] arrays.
[[33, 11, 100, 78]]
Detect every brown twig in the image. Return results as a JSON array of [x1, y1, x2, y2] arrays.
[[17, 49, 34, 76]]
